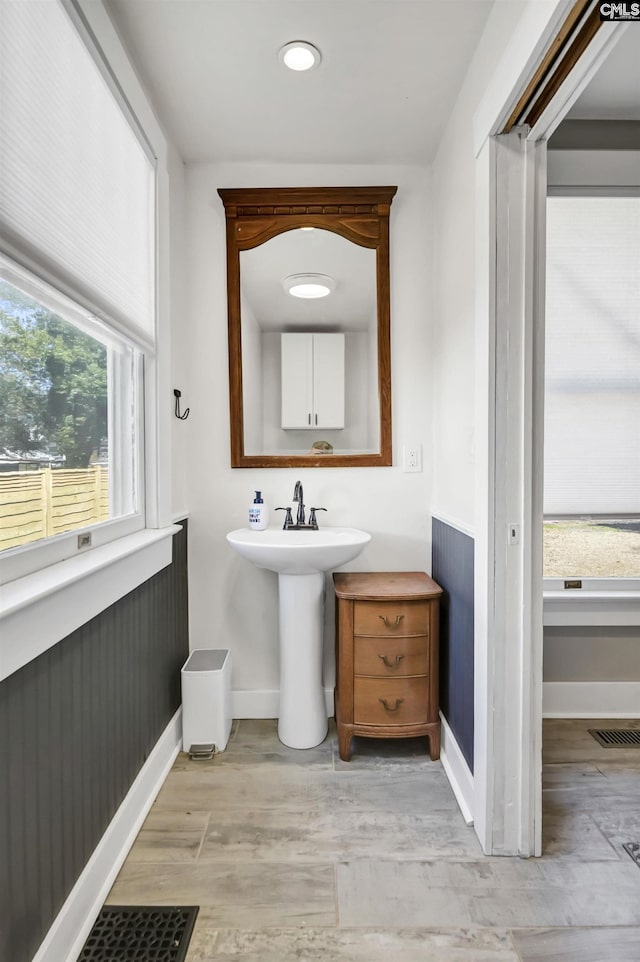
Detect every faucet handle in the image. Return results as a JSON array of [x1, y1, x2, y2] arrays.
[[275, 507, 294, 529], [308, 507, 327, 529]]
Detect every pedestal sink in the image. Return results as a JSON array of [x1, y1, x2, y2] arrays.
[[226, 527, 371, 749]]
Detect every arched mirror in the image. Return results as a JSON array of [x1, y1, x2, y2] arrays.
[[218, 186, 396, 467]]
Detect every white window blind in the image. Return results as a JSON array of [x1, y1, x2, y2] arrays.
[[545, 196, 640, 515], [0, 0, 155, 346]]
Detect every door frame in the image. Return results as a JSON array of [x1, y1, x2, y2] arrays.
[[474, 9, 629, 856]]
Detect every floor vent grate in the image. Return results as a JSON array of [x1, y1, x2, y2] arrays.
[[588, 728, 640, 748], [78, 905, 198, 962], [623, 842, 640, 868]]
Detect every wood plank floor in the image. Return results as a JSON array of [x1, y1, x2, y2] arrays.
[[107, 718, 640, 961]]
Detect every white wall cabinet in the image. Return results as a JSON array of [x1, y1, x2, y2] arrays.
[[281, 333, 345, 430]]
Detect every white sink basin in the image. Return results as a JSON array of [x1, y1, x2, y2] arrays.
[[227, 524, 371, 749], [226, 526, 371, 575]]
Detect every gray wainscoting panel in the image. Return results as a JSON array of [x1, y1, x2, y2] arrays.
[[432, 517, 474, 772], [0, 521, 189, 962]]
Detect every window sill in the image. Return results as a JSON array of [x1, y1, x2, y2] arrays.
[[0, 525, 181, 681], [543, 584, 640, 627]]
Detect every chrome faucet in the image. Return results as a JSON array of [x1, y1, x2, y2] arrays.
[[274, 480, 327, 530], [293, 480, 305, 526]]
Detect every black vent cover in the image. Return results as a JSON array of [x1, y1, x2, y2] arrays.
[[588, 728, 640, 748], [78, 906, 199, 962]]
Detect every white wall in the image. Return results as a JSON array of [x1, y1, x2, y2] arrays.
[[184, 162, 434, 708], [430, 0, 529, 529], [548, 148, 640, 187], [544, 627, 640, 681], [168, 143, 189, 519], [241, 293, 263, 455]]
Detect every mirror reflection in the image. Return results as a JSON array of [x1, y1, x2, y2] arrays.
[[218, 185, 395, 468], [240, 229, 378, 457]]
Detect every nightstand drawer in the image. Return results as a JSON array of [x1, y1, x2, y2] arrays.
[[354, 600, 428, 637], [354, 676, 429, 726], [354, 635, 428, 676]]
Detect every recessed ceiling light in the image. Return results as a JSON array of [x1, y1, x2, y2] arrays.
[[278, 41, 321, 72], [283, 274, 334, 298]]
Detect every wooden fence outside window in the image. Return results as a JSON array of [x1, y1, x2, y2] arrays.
[[0, 467, 109, 552]]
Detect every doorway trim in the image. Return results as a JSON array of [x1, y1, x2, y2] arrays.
[[473, 8, 629, 856]]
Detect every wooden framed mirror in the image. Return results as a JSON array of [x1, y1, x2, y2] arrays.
[[218, 186, 396, 467]]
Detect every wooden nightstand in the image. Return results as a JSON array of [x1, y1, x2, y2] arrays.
[[333, 571, 442, 762]]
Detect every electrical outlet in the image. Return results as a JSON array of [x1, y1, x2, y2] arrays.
[[403, 444, 422, 473]]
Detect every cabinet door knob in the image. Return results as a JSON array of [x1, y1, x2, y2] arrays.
[[378, 654, 405, 669], [379, 698, 404, 712], [379, 614, 404, 630]]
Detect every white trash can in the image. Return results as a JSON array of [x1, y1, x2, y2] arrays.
[[181, 648, 232, 753]]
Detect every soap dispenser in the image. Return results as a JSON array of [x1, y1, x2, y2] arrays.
[[248, 491, 269, 530]]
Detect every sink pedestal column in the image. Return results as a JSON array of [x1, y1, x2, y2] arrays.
[[277, 571, 328, 749]]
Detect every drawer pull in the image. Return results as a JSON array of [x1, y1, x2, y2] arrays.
[[378, 614, 404, 630], [379, 697, 404, 712], [378, 653, 405, 669]]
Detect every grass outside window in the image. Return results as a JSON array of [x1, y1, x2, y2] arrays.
[[543, 519, 640, 578]]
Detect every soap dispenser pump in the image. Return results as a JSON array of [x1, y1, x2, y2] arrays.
[[248, 491, 269, 531]]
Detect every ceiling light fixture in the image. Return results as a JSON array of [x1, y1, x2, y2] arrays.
[[278, 41, 322, 72], [283, 273, 334, 299]]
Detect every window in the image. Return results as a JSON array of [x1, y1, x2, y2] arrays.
[[0, 0, 155, 584], [544, 195, 640, 579], [0, 262, 141, 555]]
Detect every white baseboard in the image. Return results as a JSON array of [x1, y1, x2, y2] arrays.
[[32, 709, 182, 962], [543, 682, 640, 718], [439, 713, 474, 825], [232, 687, 334, 718]]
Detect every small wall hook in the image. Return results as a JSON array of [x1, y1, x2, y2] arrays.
[[174, 388, 190, 420]]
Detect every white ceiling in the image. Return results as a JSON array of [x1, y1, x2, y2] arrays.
[[104, 2, 639, 164], [105, 0, 494, 165], [567, 25, 640, 120]]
